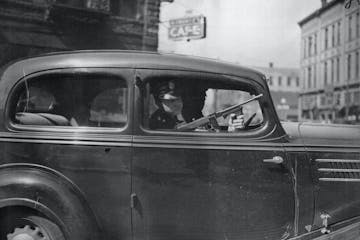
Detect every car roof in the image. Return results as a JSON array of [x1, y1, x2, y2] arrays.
[[0, 50, 266, 85]]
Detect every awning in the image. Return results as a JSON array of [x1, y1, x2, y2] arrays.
[[338, 105, 360, 117], [349, 105, 360, 115], [0, 30, 67, 50]]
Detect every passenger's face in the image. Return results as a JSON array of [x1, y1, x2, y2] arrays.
[[162, 98, 183, 115]]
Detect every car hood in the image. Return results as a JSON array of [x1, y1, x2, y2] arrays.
[[281, 121, 360, 147]]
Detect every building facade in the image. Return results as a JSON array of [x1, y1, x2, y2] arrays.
[[299, 0, 360, 123], [254, 63, 300, 121], [0, 0, 168, 67]]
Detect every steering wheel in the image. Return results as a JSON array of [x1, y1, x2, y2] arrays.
[[243, 112, 257, 129]]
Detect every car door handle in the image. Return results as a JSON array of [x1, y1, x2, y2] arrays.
[[263, 156, 284, 164]]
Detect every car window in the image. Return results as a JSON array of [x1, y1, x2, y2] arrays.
[[12, 73, 128, 129], [142, 76, 264, 132], [89, 88, 128, 127]]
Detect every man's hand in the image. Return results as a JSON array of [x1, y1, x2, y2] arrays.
[[228, 113, 245, 132]]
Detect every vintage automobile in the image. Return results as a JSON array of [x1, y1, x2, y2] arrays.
[[0, 50, 359, 240]]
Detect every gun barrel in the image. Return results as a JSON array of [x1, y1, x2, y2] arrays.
[[216, 94, 263, 118]]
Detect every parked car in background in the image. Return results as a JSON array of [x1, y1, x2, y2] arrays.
[[0, 51, 359, 240]]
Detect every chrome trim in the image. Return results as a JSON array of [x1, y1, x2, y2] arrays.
[[316, 159, 360, 163], [0, 138, 132, 147], [133, 142, 284, 151], [283, 144, 360, 152], [315, 158, 360, 182], [316, 158, 360, 182], [133, 135, 285, 150], [0, 131, 132, 141], [0, 134, 132, 147], [133, 137, 283, 146], [318, 168, 360, 173], [319, 178, 360, 182]]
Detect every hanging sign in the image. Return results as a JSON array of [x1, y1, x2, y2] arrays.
[[168, 15, 206, 41]]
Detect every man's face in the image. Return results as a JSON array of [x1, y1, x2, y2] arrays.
[[161, 97, 183, 115]]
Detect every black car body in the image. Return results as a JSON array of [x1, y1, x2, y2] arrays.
[[0, 51, 359, 240]]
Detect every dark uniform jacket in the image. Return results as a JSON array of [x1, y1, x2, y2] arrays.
[[149, 109, 182, 130]]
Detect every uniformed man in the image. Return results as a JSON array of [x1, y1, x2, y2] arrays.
[[149, 80, 184, 130], [149, 80, 246, 131]]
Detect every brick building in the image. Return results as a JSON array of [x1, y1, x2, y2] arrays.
[[0, 0, 168, 66], [298, 0, 360, 123]]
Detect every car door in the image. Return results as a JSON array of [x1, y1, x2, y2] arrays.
[[4, 68, 134, 240], [131, 69, 295, 240]]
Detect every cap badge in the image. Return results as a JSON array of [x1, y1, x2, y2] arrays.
[[169, 81, 175, 90]]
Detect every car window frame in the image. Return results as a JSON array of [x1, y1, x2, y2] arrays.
[[135, 69, 281, 140], [5, 68, 134, 134]]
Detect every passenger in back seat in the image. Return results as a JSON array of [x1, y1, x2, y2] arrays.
[[70, 103, 90, 127], [15, 112, 69, 126]]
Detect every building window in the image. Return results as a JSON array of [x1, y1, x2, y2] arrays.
[[314, 34, 317, 54], [287, 77, 291, 86], [87, 0, 110, 11], [308, 67, 312, 89], [324, 61, 328, 86], [302, 70, 306, 89], [345, 92, 351, 105], [338, 21, 341, 45], [332, 24, 335, 47], [269, 76, 273, 85], [303, 38, 307, 58], [355, 91, 360, 103], [296, 77, 300, 87], [349, 15, 353, 41], [278, 76, 282, 86], [308, 36, 312, 56], [110, 0, 140, 19], [357, 12, 360, 38], [331, 59, 334, 84], [347, 54, 352, 80], [320, 96, 326, 106], [336, 57, 340, 83], [335, 93, 341, 105], [356, 51, 359, 78], [314, 65, 317, 88], [57, 0, 86, 8], [325, 27, 328, 49]]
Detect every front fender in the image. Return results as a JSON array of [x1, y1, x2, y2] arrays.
[[0, 163, 101, 240]]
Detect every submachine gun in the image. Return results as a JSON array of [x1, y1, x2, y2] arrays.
[[177, 94, 263, 131]]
